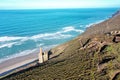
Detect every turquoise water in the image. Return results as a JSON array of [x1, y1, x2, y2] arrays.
[[0, 8, 118, 62]]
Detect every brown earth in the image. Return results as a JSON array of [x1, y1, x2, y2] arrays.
[[1, 10, 120, 80]]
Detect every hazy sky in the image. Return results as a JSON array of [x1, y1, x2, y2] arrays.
[[0, 0, 120, 9]]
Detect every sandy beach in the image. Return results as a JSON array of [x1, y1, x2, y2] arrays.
[[0, 46, 56, 78], [0, 52, 38, 77]]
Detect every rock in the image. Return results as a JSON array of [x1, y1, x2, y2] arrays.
[[81, 40, 101, 52], [110, 30, 120, 36], [113, 36, 120, 43]]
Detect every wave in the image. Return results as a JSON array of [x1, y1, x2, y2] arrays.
[[31, 26, 83, 40], [0, 42, 18, 48], [31, 32, 72, 40], [0, 26, 84, 63], [86, 19, 106, 28], [0, 48, 38, 63], [0, 44, 57, 63], [0, 26, 83, 48], [0, 36, 27, 42], [62, 26, 84, 33]]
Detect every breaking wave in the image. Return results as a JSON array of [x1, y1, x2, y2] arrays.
[[0, 44, 58, 63], [0, 36, 27, 42], [85, 19, 106, 28], [0, 26, 83, 48], [0, 42, 19, 48]]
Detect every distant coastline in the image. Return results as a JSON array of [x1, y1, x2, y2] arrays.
[[0, 8, 119, 79], [0, 8, 117, 64]]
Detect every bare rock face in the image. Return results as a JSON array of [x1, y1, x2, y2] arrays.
[[110, 31, 120, 35], [109, 30, 120, 43], [3, 9, 120, 80], [113, 36, 120, 43]]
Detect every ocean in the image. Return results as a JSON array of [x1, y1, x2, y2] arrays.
[[0, 8, 118, 63]]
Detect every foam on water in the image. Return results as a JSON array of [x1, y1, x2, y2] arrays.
[[85, 19, 108, 28], [62, 26, 84, 33], [0, 42, 19, 48], [0, 36, 27, 42], [0, 8, 118, 63], [0, 26, 83, 48], [0, 44, 57, 63]]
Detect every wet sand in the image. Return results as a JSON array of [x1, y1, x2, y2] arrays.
[[0, 52, 38, 76]]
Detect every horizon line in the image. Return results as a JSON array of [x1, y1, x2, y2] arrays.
[[0, 7, 119, 10]]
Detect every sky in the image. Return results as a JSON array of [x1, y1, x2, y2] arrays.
[[0, 0, 120, 9]]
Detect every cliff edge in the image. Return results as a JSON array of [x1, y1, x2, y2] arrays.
[[2, 10, 120, 80]]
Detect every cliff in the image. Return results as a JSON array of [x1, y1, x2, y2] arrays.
[[2, 10, 120, 80]]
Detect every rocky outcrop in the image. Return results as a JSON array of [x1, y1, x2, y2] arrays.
[[80, 37, 111, 53], [3, 10, 120, 80], [113, 36, 120, 43], [108, 30, 120, 43]]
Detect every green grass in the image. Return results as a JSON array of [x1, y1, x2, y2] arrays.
[[2, 34, 120, 80]]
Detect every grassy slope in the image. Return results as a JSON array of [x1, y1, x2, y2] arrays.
[[3, 34, 120, 80], [2, 12, 120, 80]]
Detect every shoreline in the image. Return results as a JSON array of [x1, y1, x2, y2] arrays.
[[0, 14, 113, 78], [1, 9, 120, 80], [0, 51, 38, 77], [0, 11, 111, 64], [0, 47, 56, 78], [0, 19, 108, 78]]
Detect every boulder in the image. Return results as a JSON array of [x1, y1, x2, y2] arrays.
[[113, 36, 120, 43]]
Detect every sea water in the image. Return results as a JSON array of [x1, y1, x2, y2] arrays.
[[0, 8, 118, 63]]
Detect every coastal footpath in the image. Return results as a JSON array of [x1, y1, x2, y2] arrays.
[[2, 10, 120, 80]]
